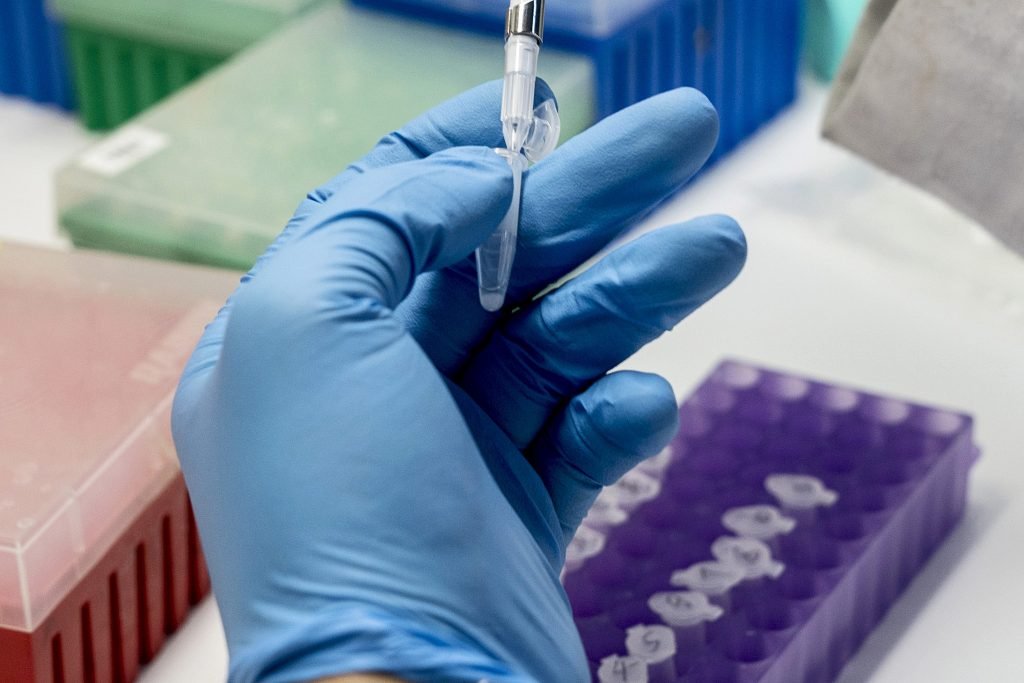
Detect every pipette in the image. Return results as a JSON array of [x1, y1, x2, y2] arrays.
[[476, 0, 547, 311], [502, 0, 545, 153]]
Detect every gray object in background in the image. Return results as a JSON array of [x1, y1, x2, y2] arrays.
[[824, 0, 1024, 257]]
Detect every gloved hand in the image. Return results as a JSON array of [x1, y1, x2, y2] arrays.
[[172, 80, 746, 682]]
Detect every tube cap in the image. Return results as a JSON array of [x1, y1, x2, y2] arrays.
[[711, 536, 786, 580], [647, 591, 724, 627]]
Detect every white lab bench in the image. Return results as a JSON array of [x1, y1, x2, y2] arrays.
[[1, 80, 1022, 682]]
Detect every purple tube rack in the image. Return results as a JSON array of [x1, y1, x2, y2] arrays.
[[564, 360, 979, 683]]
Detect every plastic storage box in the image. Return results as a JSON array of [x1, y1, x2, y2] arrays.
[[0, 244, 238, 683], [566, 360, 978, 682], [804, 0, 869, 80], [352, 0, 669, 41], [352, 0, 802, 159], [0, 0, 74, 108], [49, 0, 325, 129], [55, 1, 595, 271]]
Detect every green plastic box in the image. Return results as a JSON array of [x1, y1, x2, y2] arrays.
[[51, 0, 326, 129], [56, 2, 595, 270], [804, 0, 870, 81]]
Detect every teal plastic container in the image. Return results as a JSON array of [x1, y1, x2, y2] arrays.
[[804, 0, 869, 80], [51, 0, 325, 129]]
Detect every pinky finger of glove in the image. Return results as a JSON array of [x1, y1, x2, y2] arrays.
[[528, 370, 679, 546]]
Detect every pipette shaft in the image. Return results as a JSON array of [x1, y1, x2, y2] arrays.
[[502, 0, 544, 152]]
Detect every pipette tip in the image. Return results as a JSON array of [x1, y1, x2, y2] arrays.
[[504, 123, 529, 155]]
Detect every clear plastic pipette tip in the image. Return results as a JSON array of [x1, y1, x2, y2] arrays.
[[502, 2, 542, 153], [502, 37, 539, 154]]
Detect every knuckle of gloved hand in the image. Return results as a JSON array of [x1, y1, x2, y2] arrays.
[[573, 377, 679, 482], [566, 398, 631, 486], [169, 390, 197, 449], [225, 261, 328, 344]]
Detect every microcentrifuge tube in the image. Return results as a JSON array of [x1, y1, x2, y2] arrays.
[[647, 590, 722, 655], [711, 536, 786, 580], [481, 10, 560, 314], [613, 470, 662, 511], [722, 505, 796, 540], [625, 625, 677, 683], [670, 561, 746, 611], [765, 473, 839, 525], [476, 150, 527, 312], [584, 489, 629, 532], [564, 525, 606, 573], [722, 504, 796, 555], [598, 655, 649, 683], [637, 446, 675, 477]]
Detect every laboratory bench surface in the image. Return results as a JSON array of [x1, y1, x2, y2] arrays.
[[2, 81, 1023, 682]]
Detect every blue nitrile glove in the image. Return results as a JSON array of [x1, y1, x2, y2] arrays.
[[172, 81, 746, 682]]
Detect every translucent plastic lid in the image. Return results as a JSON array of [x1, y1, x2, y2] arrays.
[[565, 525, 606, 571], [598, 655, 649, 683], [647, 591, 723, 628], [57, 2, 595, 271], [721, 505, 797, 541], [583, 490, 628, 528], [711, 536, 786, 580], [0, 244, 237, 631], [670, 561, 746, 596], [625, 624, 677, 663], [51, 0, 325, 54], [765, 474, 839, 510], [612, 470, 661, 507]]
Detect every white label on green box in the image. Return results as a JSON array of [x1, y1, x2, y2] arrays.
[[79, 126, 169, 178]]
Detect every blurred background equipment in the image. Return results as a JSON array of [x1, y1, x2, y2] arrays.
[[0, 245, 237, 683], [803, 0, 869, 81], [0, 0, 74, 109], [353, 0, 802, 161], [53, 0, 802, 272], [824, 0, 1024, 257], [49, 0, 326, 129], [54, 3, 594, 270]]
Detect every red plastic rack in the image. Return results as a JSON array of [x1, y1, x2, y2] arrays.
[[0, 475, 209, 683], [0, 244, 237, 683]]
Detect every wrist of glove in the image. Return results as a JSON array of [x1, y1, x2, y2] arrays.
[[231, 602, 523, 683]]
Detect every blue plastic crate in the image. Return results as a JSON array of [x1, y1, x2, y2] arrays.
[[351, 0, 801, 161], [0, 0, 74, 108], [349, 0, 667, 42]]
